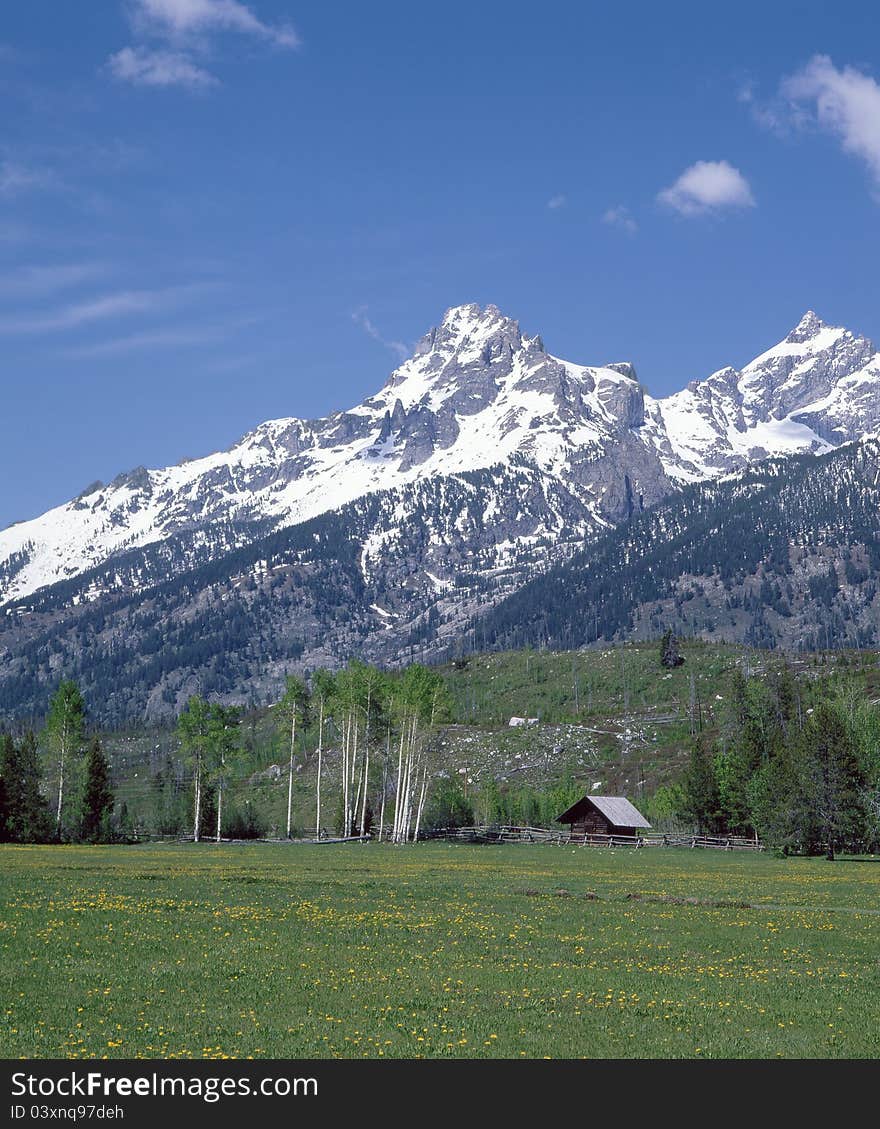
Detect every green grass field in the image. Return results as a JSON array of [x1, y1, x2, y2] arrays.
[[2, 843, 879, 1059]]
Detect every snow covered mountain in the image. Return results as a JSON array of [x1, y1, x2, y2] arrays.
[[646, 310, 880, 480], [0, 303, 670, 608], [1, 303, 879, 613]]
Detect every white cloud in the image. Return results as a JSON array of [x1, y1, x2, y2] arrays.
[[658, 160, 755, 216], [0, 262, 107, 298], [63, 325, 225, 357], [352, 307, 409, 361], [547, 194, 566, 210], [108, 46, 217, 88], [0, 291, 162, 334], [0, 284, 206, 335], [0, 160, 54, 196], [109, 0, 300, 89], [133, 0, 300, 48], [602, 205, 637, 235], [736, 79, 787, 134], [781, 55, 880, 188]]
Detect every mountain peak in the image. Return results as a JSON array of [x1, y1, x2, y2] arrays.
[[438, 302, 518, 338], [411, 302, 523, 362], [785, 310, 828, 344]]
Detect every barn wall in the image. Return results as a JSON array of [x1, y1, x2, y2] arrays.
[[570, 810, 611, 836]]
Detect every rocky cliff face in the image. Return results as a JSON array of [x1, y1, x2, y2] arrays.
[[0, 302, 676, 607], [647, 310, 880, 479], [3, 302, 880, 720]]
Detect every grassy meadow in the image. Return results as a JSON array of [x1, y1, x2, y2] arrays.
[[2, 842, 879, 1060]]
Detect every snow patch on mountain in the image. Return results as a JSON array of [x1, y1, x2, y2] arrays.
[[3, 303, 880, 609]]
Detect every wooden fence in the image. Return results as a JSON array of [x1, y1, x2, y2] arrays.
[[420, 825, 764, 850]]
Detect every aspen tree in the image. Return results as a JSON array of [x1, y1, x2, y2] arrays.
[[177, 696, 213, 842], [45, 680, 86, 838], [310, 670, 335, 839], [278, 676, 309, 839], [208, 704, 241, 842]]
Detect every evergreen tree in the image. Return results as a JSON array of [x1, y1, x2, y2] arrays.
[[424, 782, 474, 830], [715, 742, 753, 835], [749, 738, 813, 853], [679, 736, 721, 832], [0, 732, 51, 843], [803, 703, 868, 859], [0, 735, 10, 840], [660, 629, 684, 669], [80, 736, 115, 843]]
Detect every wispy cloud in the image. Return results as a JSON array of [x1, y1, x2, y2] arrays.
[[781, 55, 880, 191], [132, 0, 300, 48], [60, 310, 263, 357], [658, 160, 755, 217], [602, 205, 637, 235], [0, 160, 55, 196], [62, 324, 226, 358], [547, 194, 566, 210], [108, 46, 217, 88], [352, 307, 409, 361], [0, 262, 108, 298], [0, 284, 206, 335], [110, 0, 300, 89], [737, 79, 789, 134]]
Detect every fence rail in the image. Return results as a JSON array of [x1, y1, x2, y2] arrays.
[[420, 825, 764, 850]]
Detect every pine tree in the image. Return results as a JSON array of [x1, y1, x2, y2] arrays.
[[80, 736, 115, 843], [749, 738, 813, 853], [0, 732, 51, 843], [680, 736, 721, 833], [660, 629, 684, 669], [0, 735, 10, 841], [803, 703, 867, 859]]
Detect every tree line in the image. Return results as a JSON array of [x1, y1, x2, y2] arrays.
[[674, 663, 879, 857], [172, 659, 450, 842], [0, 679, 117, 843]]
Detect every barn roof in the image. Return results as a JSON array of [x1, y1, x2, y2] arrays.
[[556, 794, 651, 828], [588, 796, 651, 828]]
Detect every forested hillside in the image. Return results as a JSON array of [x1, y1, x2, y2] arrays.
[[481, 439, 880, 653]]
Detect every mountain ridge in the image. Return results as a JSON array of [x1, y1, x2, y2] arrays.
[[4, 302, 877, 610], [3, 302, 880, 721]]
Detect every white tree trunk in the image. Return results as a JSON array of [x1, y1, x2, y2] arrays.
[[413, 765, 429, 843], [400, 747, 413, 843], [349, 710, 359, 836], [216, 781, 223, 843], [55, 734, 66, 833], [342, 712, 351, 838], [392, 714, 407, 842], [286, 711, 297, 839], [359, 743, 370, 839], [193, 756, 202, 843], [378, 732, 389, 841], [353, 746, 363, 835], [315, 699, 324, 840]]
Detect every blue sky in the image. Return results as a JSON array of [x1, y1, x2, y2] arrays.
[[2, 0, 880, 528]]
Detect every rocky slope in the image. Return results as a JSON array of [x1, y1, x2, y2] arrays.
[[3, 303, 880, 720], [481, 438, 880, 654]]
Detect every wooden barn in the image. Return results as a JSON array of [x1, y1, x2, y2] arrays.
[[556, 795, 651, 839]]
